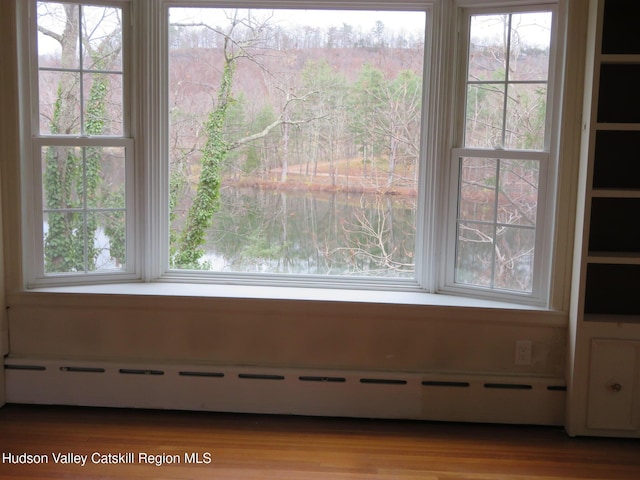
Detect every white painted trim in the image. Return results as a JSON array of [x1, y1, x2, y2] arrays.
[[20, 281, 559, 312], [164, 0, 433, 11]]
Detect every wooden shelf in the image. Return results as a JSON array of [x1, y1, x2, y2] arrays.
[[595, 123, 640, 130], [584, 313, 640, 324], [588, 252, 640, 264], [599, 54, 640, 63], [590, 189, 640, 198]]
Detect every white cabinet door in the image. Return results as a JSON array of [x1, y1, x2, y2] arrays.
[[587, 339, 640, 431]]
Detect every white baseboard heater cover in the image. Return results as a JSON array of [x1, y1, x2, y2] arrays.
[[4, 358, 566, 425]]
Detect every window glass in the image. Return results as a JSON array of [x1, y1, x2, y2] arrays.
[[37, 2, 124, 136], [455, 156, 539, 292], [464, 12, 552, 150], [36, 1, 127, 276], [168, 8, 427, 276], [454, 9, 552, 294]]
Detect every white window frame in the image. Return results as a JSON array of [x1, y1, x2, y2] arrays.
[[440, 1, 562, 306], [18, 0, 566, 308], [146, 0, 437, 293], [21, 0, 138, 287]]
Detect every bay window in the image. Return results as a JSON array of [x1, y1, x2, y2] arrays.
[[20, 0, 564, 307]]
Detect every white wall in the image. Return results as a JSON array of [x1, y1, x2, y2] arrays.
[[6, 290, 567, 377]]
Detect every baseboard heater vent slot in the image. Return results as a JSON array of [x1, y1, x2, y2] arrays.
[[484, 383, 532, 390], [299, 376, 346, 383], [422, 381, 470, 388], [238, 373, 285, 381], [547, 385, 567, 391], [360, 378, 407, 385], [179, 371, 224, 378], [4, 364, 46, 371], [119, 369, 164, 376], [60, 367, 105, 373]]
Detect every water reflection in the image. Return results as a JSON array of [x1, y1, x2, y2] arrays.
[[203, 187, 416, 277]]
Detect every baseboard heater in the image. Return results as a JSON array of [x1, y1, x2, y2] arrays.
[[4, 358, 566, 425]]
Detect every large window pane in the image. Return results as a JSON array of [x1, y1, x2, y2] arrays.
[[168, 8, 426, 277], [41, 146, 127, 275], [505, 83, 547, 150], [508, 13, 552, 82], [494, 226, 535, 291], [497, 159, 538, 227], [455, 222, 494, 288], [464, 11, 551, 150], [468, 15, 507, 82], [83, 72, 124, 136], [43, 211, 126, 274], [91, 210, 127, 271], [42, 145, 83, 209], [465, 84, 505, 148], [82, 6, 123, 72], [39, 71, 81, 135], [43, 211, 85, 273], [37, 2, 80, 69], [455, 157, 538, 293], [459, 157, 497, 223], [37, 2, 124, 136]]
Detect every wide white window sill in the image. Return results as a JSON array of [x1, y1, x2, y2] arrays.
[[25, 281, 544, 309], [10, 282, 568, 327]]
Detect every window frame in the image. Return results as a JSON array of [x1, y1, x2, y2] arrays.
[[150, 0, 436, 292], [18, 0, 566, 308], [440, 2, 561, 306], [22, 0, 138, 287]]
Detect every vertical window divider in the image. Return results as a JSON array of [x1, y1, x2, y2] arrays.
[[82, 146, 89, 273], [490, 157, 502, 289], [138, 0, 169, 281], [500, 14, 512, 149]]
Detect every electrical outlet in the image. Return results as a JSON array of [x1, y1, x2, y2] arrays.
[[515, 340, 532, 366]]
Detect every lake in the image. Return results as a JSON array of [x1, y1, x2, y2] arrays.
[[201, 186, 417, 278]]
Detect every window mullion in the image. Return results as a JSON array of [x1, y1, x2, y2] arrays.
[[500, 14, 512, 149], [490, 158, 501, 289], [79, 5, 85, 136], [138, 0, 169, 281]]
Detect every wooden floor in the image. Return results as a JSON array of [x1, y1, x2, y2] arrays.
[[0, 404, 639, 479]]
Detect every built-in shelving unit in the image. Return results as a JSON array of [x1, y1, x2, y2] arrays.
[[584, 0, 640, 321], [568, 0, 640, 438]]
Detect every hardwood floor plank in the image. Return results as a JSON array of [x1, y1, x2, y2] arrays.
[[1, 405, 639, 479]]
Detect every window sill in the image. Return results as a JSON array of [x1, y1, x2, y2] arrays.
[[6, 282, 569, 327], [16, 280, 554, 309]]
